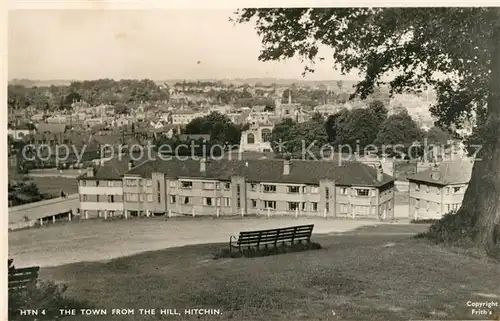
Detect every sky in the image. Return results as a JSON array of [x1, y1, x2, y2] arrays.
[[8, 10, 359, 81]]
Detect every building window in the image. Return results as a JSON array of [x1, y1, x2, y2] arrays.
[[251, 199, 257, 208], [169, 195, 176, 204], [326, 202, 330, 212], [250, 184, 257, 191], [181, 181, 192, 189], [356, 189, 369, 197], [147, 194, 153, 202], [96, 181, 100, 187], [340, 188, 348, 195], [107, 181, 114, 187], [263, 200, 276, 209], [370, 190, 376, 197], [340, 204, 348, 213], [169, 181, 176, 188], [426, 201, 430, 211], [415, 198, 420, 209], [96, 195, 100, 202], [426, 185, 430, 193], [287, 186, 300, 194], [204, 197, 213, 206], [79, 180, 86, 186], [447, 204, 451, 212], [224, 182, 231, 190], [261, 129, 271, 143], [146, 179, 152, 186], [126, 179, 137, 186], [453, 187, 461, 193], [82, 195, 88, 202], [263, 184, 276, 193], [312, 202, 318, 211], [325, 187, 330, 199], [139, 194, 144, 202], [108, 195, 114, 203], [184, 196, 191, 204], [216, 182, 221, 189], [247, 133, 255, 144], [223, 198, 231, 207], [202, 182, 215, 190], [127, 193, 138, 202], [446, 187, 451, 194], [415, 183, 420, 191], [301, 202, 306, 211], [288, 202, 299, 211]]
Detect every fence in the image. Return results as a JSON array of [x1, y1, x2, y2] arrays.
[[117, 206, 391, 221]]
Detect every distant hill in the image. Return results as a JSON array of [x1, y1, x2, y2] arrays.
[[9, 79, 74, 87], [9, 77, 360, 88], [160, 78, 359, 88]]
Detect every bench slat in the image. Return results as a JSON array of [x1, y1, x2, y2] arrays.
[[234, 225, 314, 248]]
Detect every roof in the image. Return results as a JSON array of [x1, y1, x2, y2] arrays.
[[77, 151, 158, 181], [36, 123, 67, 134], [126, 158, 394, 187], [407, 160, 474, 185]]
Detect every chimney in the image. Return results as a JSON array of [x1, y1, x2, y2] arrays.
[[430, 163, 441, 180], [128, 160, 134, 170], [200, 157, 208, 172], [283, 158, 291, 175], [377, 164, 383, 182], [86, 166, 95, 178]]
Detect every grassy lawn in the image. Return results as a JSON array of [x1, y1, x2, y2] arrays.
[[40, 224, 500, 321], [30, 176, 78, 196]]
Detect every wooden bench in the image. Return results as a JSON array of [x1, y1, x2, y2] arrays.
[[8, 259, 40, 292], [229, 224, 314, 253]]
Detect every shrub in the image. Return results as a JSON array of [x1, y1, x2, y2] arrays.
[[415, 210, 476, 245], [9, 281, 91, 320]]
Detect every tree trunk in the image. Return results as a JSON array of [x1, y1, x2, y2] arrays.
[[458, 12, 500, 257]]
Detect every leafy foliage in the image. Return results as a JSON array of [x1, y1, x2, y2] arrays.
[[184, 112, 246, 145], [8, 79, 169, 111], [374, 110, 423, 146], [234, 8, 497, 128]]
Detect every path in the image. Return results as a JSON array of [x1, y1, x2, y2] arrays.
[[8, 218, 406, 268]]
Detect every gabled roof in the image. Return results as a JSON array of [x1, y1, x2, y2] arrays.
[[126, 158, 394, 187], [77, 151, 158, 181], [407, 160, 474, 185]]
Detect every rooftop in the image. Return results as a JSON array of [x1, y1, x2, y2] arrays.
[[407, 160, 474, 185], [126, 158, 394, 187]]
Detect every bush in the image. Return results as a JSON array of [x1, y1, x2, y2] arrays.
[[415, 210, 475, 245], [9, 280, 91, 320], [214, 242, 322, 259]]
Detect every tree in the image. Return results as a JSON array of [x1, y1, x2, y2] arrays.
[[335, 108, 382, 148], [374, 110, 424, 147], [185, 112, 243, 145], [368, 100, 388, 124], [324, 108, 349, 143], [425, 126, 453, 145], [114, 104, 129, 115], [235, 8, 500, 256]]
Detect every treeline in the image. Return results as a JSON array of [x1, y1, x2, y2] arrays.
[[8, 79, 169, 111], [271, 100, 456, 159]]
